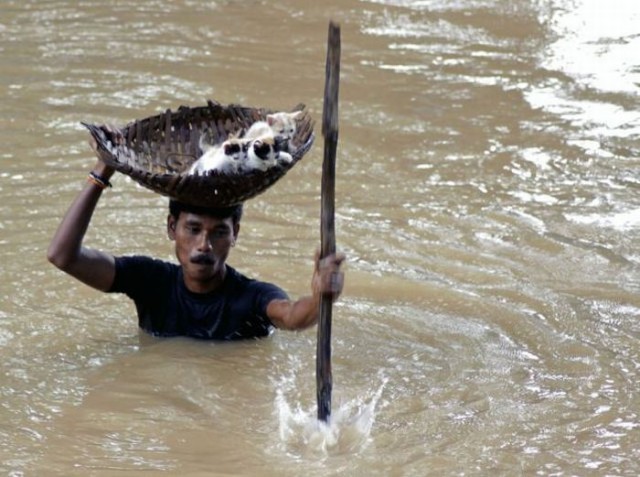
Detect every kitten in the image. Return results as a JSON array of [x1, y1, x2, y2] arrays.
[[197, 127, 221, 154], [244, 111, 302, 153], [241, 134, 293, 173], [188, 136, 246, 175]]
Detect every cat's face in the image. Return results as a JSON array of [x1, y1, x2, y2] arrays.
[[266, 111, 302, 141], [242, 135, 293, 172], [223, 139, 246, 162], [251, 137, 278, 162]]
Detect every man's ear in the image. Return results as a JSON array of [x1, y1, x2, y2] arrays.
[[167, 214, 177, 240], [232, 223, 240, 244]]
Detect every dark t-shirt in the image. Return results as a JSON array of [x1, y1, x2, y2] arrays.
[[108, 256, 288, 340]]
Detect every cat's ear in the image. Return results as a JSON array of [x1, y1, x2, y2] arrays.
[[291, 111, 303, 119], [266, 114, 276, 126]]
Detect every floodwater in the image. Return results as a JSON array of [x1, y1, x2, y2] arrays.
[[1, 0, 639, 475]]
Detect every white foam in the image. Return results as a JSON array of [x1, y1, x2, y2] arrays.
[[275, 378, 387, 458], [565, 208, 640, 232]]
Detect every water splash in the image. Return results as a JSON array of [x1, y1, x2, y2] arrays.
[[275, 377, 387, 458]]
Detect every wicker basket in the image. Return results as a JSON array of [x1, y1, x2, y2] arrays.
[[82, 99, 315, 207]]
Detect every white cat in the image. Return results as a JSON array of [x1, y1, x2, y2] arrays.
[[240, 134, 293, 173], [188, 136, 246, 175], [188, 118, 296, 175], [244, 111, 302, 153]]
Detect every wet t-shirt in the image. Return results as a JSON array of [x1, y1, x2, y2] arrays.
[[108, 256, 288, 340]]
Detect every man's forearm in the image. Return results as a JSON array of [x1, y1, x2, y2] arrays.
[[47, 161, 117, 291], [47, 175, 106, 269], [267, 251, 345, 331], [268, 295, 320, 331]]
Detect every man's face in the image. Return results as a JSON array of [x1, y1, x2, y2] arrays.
[[167, 212, 239, 286]]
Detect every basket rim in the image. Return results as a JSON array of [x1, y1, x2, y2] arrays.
[[83, 99, 316, 207]]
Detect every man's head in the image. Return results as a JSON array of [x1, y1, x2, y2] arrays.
[[167, 200, 244, 292], [168, 200, 243, 226]]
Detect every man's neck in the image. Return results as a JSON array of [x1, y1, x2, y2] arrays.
[[182, 264, 227, 294]]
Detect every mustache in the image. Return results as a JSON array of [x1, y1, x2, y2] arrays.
[[190, 254, 215, 265]]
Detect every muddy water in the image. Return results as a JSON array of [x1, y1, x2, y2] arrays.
[[1, 0, 639, 475]]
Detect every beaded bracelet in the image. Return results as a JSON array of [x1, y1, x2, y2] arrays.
[[87, 171, 113, 190]]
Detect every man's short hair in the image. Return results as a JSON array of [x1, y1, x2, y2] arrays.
[[168, 200, 243, 225]]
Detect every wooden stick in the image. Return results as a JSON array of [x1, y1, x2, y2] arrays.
[[317, 21, 341, 423]]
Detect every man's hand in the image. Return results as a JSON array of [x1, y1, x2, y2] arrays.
[[88, 124, 122, 179], [312, 250, 346, 301]]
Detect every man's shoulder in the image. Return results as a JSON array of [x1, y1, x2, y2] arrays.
[[110, 255, 178, 294], [225, 265, 288, 300], [225, 265, 250, 284], [116, 255, 176, 270], [225, 265, 266, 289]]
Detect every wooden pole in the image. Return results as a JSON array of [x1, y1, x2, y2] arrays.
[[317, 21, 341, 423]]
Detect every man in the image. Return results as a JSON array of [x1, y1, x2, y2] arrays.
[[47, 130, 345, 340]]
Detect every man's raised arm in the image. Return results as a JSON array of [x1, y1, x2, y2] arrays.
[[47, 144, 117, 292]]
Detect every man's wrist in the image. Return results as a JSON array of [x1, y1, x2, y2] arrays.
[[87, 171, 112, 190], [91, 160, 115, 179]]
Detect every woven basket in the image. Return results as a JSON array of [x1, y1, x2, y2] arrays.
[[82, 100, 315, 207]]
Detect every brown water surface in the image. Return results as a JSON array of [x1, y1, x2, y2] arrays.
[[1, 0, 639, 475]]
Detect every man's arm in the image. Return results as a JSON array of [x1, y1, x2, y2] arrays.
[[47, 151, 117, 292], [267, 251, 346, 331]]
